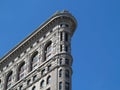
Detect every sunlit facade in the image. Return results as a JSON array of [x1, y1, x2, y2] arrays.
[[0, 10, 77, 90]]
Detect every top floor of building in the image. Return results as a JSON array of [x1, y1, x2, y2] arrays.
[[0, 10, 77, 72]]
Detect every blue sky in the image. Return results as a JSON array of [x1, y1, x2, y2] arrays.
[[0, 0, 120, 90]]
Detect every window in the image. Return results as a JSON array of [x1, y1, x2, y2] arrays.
[[40, 80, 45, 88], [65, 33, 68, 41], [47, 76, 51, 84], [18, 62, 25, 80], [59, 69, 62, 77], [60, 59, 62, 65], [27, 79, 31, 85], [31, 51, 39, 70], [44, 41, 52, 60], [33, 75, 37, 81], [60, 45, 62, 52], [19, 85, 23, 90], [65, 82, 70, 90], [48, 64, 51, 71], [65, 59, 69, 65], [65, 70, 70, 78], [6, 71, 13, 89], [60, 32, 63, 41], [59, 82, 62, 90], [41, 69, 45, 76], [45, 41, 52, 55], [65, 46, 68, 52], [32, 86, 36, 90]]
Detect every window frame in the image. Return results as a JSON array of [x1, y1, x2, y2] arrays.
[[18, 62, 25, 80], [40, 80, 45, 88], [31, 51, 39, 71], [47, 75, 51, 85], [6, 71, 13, 89]]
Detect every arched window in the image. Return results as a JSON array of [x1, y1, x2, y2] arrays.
[[44, 41, 52, 60], [19, 85, 23, 90], [47, 76, 51, 84], [33, 75, 37, 81], [59, 69, 62, 77], [32, 86, 36, 90], [65, 70, 69, 78], [47, 64, 51, 71], [41, 69, 45, 76], [6, 71, 13, 89], [31, 51, 39, 70], [18, 62, 25, 80], [40, 80, 45, 88]]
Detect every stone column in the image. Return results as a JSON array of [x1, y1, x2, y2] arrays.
[[62, 32, 66, 52], [13, 64, 18, 82], [0, 75, 4, 90], [41, 45, 45, 62], [38, 50, 41, 65], [2, 73, 7, 90], [26, 54, 31, 73]]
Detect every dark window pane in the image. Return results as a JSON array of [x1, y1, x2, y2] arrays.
[[65, 82, 70, 90], [47, 76, 51, 84], [33, 75, 37, 81], [65, 59, 69, 65], [65, 70, 70, 78], [60, 32, 63, 41], [40, 80, 45, 88], [41, 69, 45, 76], [60, 45, 62, 52], [65, 33, 68, 41], [59, 82, 62, 90], [59, 69, 62, 77]]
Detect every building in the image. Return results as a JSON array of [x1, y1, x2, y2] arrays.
[[0, 10, 77, 90]]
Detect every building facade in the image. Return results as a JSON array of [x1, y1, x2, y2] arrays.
[[0, 10, 77, 90]]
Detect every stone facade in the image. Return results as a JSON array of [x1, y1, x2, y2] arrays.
[[0, 10, 77, 90]]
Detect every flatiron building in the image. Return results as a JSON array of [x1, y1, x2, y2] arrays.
[[0, 10, 77, 90]]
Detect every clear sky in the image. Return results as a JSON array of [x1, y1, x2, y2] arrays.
[[0, 0, 120, 90]]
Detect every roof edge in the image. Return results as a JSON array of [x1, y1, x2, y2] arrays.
[[0, 10, 77, 63]]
